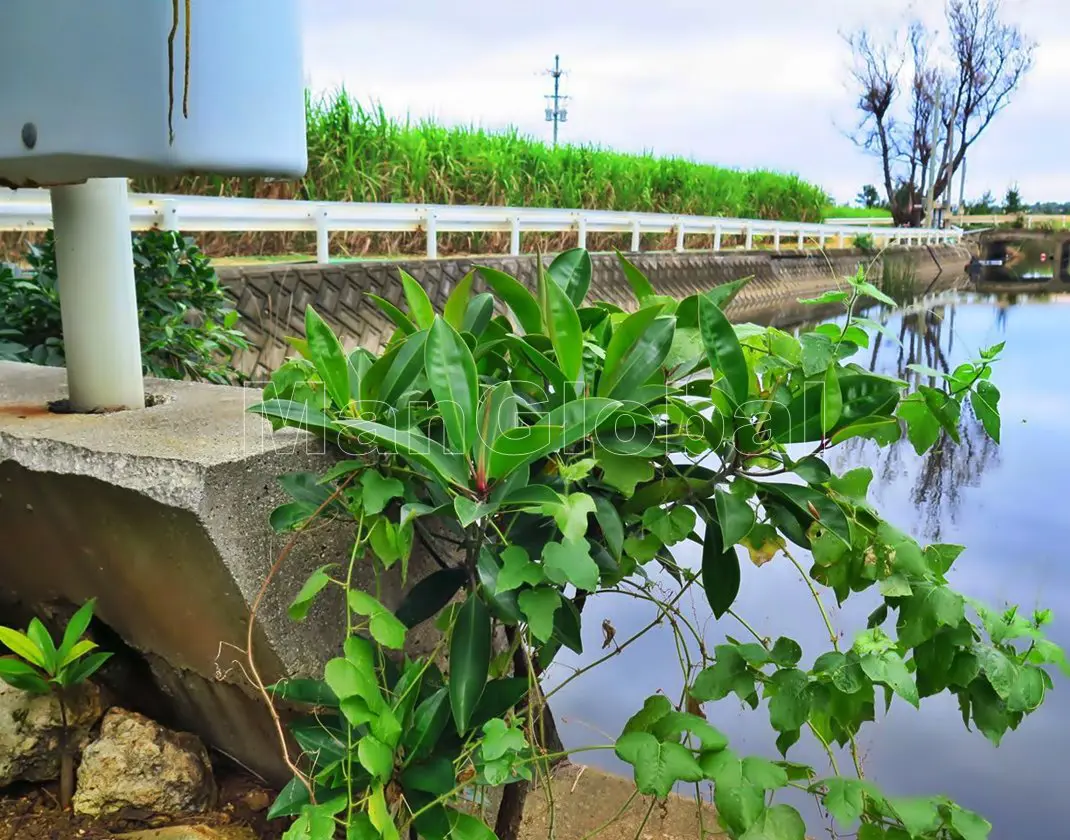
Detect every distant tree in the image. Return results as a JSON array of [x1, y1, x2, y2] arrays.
[[857, 184, 882, 208], [847, 0, 1035, 225], [965, 190, 997, 214], [1004, 184, 1024, 214]]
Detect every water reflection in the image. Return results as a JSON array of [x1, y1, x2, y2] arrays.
[[837, 300, 1001, 540], [546, 287, 1070, 839]]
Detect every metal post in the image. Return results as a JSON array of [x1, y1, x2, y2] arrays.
[[773, 229, 781, 252], [818, 232, 826, 249], [315, 210, 330, 263], [577, 215, 587, 249], [159, 199, 179, 232], [713, 225, 722, 252], [426, 211, 438, 259], [923, 87, 943, 227], [675, 221, 685, 253], [631, 220, 641, 253], [744, 226, 753, 250], [509, 216, 521, 256], [50, 178, 143, 411], [837, 231, 846, 249], [797, 229, 804, 250]]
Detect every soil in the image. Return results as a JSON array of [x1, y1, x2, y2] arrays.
[[0, 767, 285, 840]]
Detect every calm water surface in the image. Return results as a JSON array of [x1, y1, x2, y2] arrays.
[[547, 288, 1070, 838]]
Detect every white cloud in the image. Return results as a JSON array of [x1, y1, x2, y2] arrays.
[[300, 0, 1068, 206]]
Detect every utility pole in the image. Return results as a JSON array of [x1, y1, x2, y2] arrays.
[[924, 86, 943, 228], [543, 55, 569, 147]]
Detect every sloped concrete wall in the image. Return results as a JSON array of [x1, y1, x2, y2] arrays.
[[219, 246, 972, 378]]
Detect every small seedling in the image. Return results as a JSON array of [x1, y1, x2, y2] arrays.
[[0, 599, 111, 809]]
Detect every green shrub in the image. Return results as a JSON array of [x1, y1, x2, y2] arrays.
[[0, 231, 247, 383], [249, 251, 1063, 840], [852, 232, 876, 251]]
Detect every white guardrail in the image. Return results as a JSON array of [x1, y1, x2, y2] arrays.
[[0, 188, 961, 262]]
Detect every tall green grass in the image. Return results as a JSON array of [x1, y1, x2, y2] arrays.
[[136, 92, 833, 257]]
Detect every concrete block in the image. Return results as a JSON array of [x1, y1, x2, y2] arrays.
[[0, 362, 439, 785]]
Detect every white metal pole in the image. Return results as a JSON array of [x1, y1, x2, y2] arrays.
[[773, 229, 781, 252], [425, 212, 438, 259], [713, 225, 722, 252], [315, 210, 330, 263], [50, 178, 143, 411], [509, 217, 521, 256], [675, 221, 685, 253], [631, 220, 641, 253], [577, 215, 587, 250], [744, 226, 753, 250], [797, 229, 804, 249]]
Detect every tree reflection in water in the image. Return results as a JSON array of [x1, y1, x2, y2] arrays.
[[832, 299, 1000, 540]]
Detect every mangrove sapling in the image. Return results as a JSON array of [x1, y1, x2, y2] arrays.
[[0, 599, 111, 810], [249, 251, 1067, 840]]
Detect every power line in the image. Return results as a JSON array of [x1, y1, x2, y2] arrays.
[[542, 55, 569, 147]]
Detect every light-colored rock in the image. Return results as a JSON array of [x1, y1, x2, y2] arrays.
[[0, 679, 102, 787], [73, 707, 216, 819], [115, 827, 258, 840]]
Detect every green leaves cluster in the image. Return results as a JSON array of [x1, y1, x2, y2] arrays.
[[0, 231, 248, 383], [250, 251, 1063, 840]]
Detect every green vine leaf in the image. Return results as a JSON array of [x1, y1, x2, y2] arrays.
[[360, 470, 404, 516], [542, 539, 600, 592], [614, 732, 704, 798], [553, 493, 598, 541], [739, 804, 806, 840], [594, 446, 655, 498], [347, 590, 407, 650], [518, 587, 561, 643], [288, 565, 335, 622]]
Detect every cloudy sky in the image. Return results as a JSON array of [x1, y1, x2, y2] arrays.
[[301, 0, 1067, 206]]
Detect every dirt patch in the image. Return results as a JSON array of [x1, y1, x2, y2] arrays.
[[0, 770, 284, 840]]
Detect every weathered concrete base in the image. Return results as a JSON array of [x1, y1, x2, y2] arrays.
[[0, 362, 440, 785], [219, 245, 973, 377]]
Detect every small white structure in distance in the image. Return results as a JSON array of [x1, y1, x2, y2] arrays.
[[0, 1, 307, 410]]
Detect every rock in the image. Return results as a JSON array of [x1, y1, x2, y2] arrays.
[[0, 679, 103, 787], [73, 708, 216, 819], [115, 827, 258, 840], [240, 787, 270, 812]]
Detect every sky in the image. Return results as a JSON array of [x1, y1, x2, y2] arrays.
[[300, 0, 1069, 207]]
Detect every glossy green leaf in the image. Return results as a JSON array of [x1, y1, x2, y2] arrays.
[[615, 251, 658, 302], [714, 487, 755, 547], [395, 568, 468, 629], [829, 415, 901, 446], [249, 399, 336, 440], [800, 289, 850, 305], [446, 811, 497, 840], [800, 332, 836, 376], [425, 318, 479, 455], [357, 735, 394, 782], [497, 546, 546, 593], [539, 266, 584, 385], [366, 293, 417, 336], [548, 248, 593, 307], [450, 594, 491, 732], [701, 519, 740, 619], [0, 658, 49, 694], [860, 651, 919, 708], [715, 783, 766, 836], [398, 268, 435, 329], [443, 269, 476, 330], [267, 678, 339, 707], [761, 483, 850, 547], [698, 292, 749, 403], [360, 470, 404, 516], [598, 307, 675, 399], [474, 381, 518, 485], [378, 328, 429, 405], [57, 599, 96, 666], [267, 776, 311, 821], [336, 419, 468, 488], [487, 398, 622, 480], [592, 494, 625, 560], [477, 266, 542, 333], [594, 446, 655, 498], [542, 538, 600, 592], [404, 687, 451, 762], [305, 306, 350, 412]]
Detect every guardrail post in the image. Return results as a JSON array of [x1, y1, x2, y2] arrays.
[[818, 232, 826, 249], [425, 211, 438, 259], [577, 215, 587, 250], [315, 209, 330, 263], [509, 216, 521, 256], [744, 226, 753, 250], [713, 224, 722, 252], [773, 228, 781, 252], [675, 220, 685, 253], [159, 199, 179, 232], [797, 229, 804, 250], [837, 230, 846, 249], [631, 219, 641, 253], [50, 178, 144, 411]]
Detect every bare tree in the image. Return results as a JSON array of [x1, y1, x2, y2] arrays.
[[847, 0, 1034, 224]]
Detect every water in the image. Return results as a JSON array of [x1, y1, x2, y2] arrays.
[[546, 287, 1070, 838]]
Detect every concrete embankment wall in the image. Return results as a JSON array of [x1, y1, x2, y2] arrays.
[[218, 245, 972, 378]]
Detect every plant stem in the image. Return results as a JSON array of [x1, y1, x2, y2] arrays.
[[57, 692, 73, 811]]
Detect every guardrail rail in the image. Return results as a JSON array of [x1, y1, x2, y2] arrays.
[[0, 188, 962, 262]]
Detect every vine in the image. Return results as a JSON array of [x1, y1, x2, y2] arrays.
[[167, 0, 192, 143], [247, 252, 1067, 840]]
